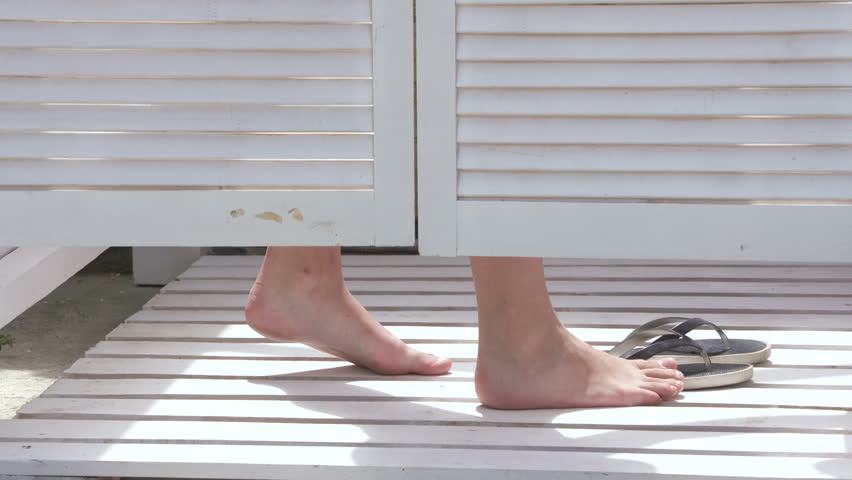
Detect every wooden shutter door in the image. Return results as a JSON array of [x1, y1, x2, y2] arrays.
[[0, 0, 414, 247], [417, 0, 852, 261]]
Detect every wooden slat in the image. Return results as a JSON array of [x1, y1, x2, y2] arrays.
[[458, 33, 852, 61], [0, 49, 371, 78], [178, 265, 852, 280], [458, 88, 852, 117], [0, 21, 371, 50], [457, 4, 852, 34], [458, 172, 852, 201], [0, 0, 372, 22], [458, 144, 852, 173], [145, 292, 852, 312], [0, 159, 372, 188], [458, 0, 842, 4], [0, 104, 372, 132], [66, 351, 852, 377], [39, 378, 852, 410], [457, 62, 852, 88], [17, 399, 852, 432], [458, 117, 852, 145], [194, 255, 852, 268], [0, 132, 372, 160], [3, 442, 848, 480], [2, 419, 849, 455], [124, 309, 852, 330], [105, 323, 852, 347], [0, 77, 373, 104], [161, 278, 852, 296]]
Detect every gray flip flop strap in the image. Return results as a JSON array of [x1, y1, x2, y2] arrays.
[[628, 317, 731, 354], [608, 327, 685, 358], [625, 336, 712, 372], [656, 318, 731, 354]]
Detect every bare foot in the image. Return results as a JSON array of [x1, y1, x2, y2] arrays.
[[476, 326, 684, 409], [245, 278, 452, 376]]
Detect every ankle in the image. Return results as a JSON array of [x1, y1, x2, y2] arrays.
[[478, 311, 566, 361]]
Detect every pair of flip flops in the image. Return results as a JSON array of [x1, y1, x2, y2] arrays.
[[610, 317, 771, 390]]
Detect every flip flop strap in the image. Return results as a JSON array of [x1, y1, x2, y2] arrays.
[[608, 327, 684, 358], [624, 316, 697, 338], [626, 336, 712, 371], [656, 317, 731, 353]]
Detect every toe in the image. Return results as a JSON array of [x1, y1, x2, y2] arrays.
[[642, 380, 681, 400], [657, 357, 679, 369], [644, 367, 685, 381], [628, 388, 664, 406], [411, 351, 452, 375]]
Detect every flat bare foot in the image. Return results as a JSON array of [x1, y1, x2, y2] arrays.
[[246, 278, 452, 376], [476, 326, 684, 409]]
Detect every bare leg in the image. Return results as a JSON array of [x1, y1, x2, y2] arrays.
[[246, 247, 452, 375], [472, 257, 683, 409]]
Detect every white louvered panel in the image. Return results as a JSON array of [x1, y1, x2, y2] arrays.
[[0, 0, 371, 22], [0, 160, 372, 188], [0, 22, 371, 50], [459, 172, 852, 201], [457, 3, 852, 34], [0, 78, 373, 104], [455, 1, 852, 205], [2, 105, 372, 132], [0, 0, 373, 191], [458, 88, 852, 116]]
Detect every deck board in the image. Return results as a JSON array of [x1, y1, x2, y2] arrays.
[[1, 255, 850, 479]]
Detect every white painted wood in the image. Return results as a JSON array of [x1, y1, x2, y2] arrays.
[[458, 61, 852, 88], [17, 399, 852, 432], [3, 443, 848, 480], [458, 0, 842, 4], [458, 117, 852, 145], [38, 378, 852, 410], [0, 49, 371, 77], [458, 88, 852, 117], [124, 308, 852, 330], [458, 145, 852, 173], [1, 104, 373, 132], [0, 247, 105, 329], [458, 32, 852, 61], [0, 191, 375, 246], [0, 0, 372, 22], [179, 264, 852, 280], [372, 0, 415, 246], [0, 21, 371, 50], [146, 292, 852, 312], [459, 172, 852, 201], [82, 341, 852, 368], [457, 3, 852, 34], [103, 323, 852, 347], [415, 0, 458, 256], [132, 248, 202, 286], [3, 419, 849, 455], [1, 1, 415, 248], [0, 78, 373, 104], [162, 278, 852, 296], [459, 202, 852, 262]]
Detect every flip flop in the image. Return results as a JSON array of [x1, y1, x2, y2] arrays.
[[623, 317, 771, 365], [620, 335, 754, 390]]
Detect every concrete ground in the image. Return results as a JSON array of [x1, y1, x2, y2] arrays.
[[0, 248, 161, 419]]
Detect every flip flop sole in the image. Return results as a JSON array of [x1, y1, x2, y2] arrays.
[[660, 343, 772, 366], [680, 363, 753, 390]]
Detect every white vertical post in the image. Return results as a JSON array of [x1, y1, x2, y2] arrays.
[[372, 0, 416, 247], [415, 0, 458, 256], [132, 247, 202, 286]]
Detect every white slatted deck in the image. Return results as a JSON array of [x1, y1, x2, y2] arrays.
[[1, 255, 851, 479]]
